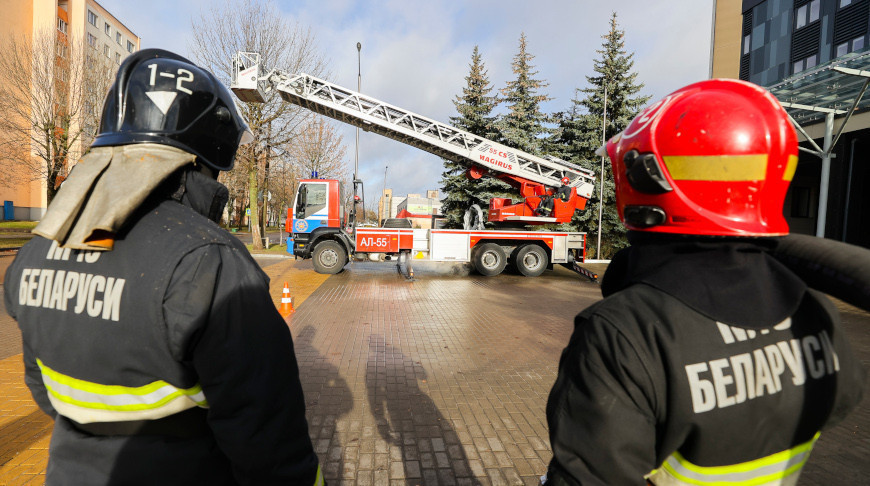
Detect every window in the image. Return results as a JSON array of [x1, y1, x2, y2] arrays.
[[116, 32, 121, 45], [127, 40, 134, 53], [295, 183, 327, 219], [115, 52, 121, 64], [87, 9, 97, 26], [57, 18, 68, 34], [791, 187, 814, 218], [837, 41, 849, 57], [810, 0, 820, 22], [56, 42, 68, 59], [795, 0, 820, 29], [793, 54, 819, 73], [743, 34, 751, 55], [104, 22, 111, 36], [104, 44, 109, 58], [835, 36, 867, 57], [796, 5, 807, 28], [87, 33, 96, 47], [840, 0, 853, 8]]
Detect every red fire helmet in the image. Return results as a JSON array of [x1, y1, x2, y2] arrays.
[[601, 79, 798, 237]]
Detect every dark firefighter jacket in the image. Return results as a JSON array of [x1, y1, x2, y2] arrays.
[[545, 236, 865, 486], [4, 171, 321, 485]]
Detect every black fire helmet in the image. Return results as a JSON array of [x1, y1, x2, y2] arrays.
[[92, 48, 254, 172]]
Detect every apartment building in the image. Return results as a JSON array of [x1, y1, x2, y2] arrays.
[[711, 0, 870, 248], [0, 0, 140, 220]]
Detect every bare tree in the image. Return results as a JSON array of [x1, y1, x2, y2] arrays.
[[289, 118, 350, 182], [0, 28, 116, 204], [265, 152, 299, 228], [189, 0, 327, 249]]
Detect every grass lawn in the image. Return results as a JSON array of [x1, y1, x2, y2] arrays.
[[0, 221, 37, 231], [0, 221, 36, 249], [0, 238, 32, 249], [246, 243, 289, 255]]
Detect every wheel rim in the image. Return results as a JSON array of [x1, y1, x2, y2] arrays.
[[320, 248, 338, 268], [481, 250, 500, 269], [522, 251, 543, 271]]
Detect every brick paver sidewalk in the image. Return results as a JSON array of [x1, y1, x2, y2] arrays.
[[288, 263, 603, 485]]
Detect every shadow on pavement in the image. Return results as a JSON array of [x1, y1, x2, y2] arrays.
[[294, 325, 354, 482], [366, 334, 479, 485]]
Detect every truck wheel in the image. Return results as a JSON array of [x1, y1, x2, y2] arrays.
[[312, 241, 347, 274], [472, 243, 507, 277], [514, 244, 547, 277]]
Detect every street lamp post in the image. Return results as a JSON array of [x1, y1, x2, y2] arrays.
[[355, 42, 361, 182], [355, 42, 362, 223]]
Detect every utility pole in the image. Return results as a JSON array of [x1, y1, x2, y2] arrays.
[[355, 42, 362, 223], [597, 84, 607, 260]]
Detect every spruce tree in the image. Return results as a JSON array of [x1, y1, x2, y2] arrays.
[[554, 12, 651, 258], [499, 32, 552, 155], [440, 46, 505, 228]]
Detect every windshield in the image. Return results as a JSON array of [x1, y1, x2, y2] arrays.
[[295, 183, 327, 220]]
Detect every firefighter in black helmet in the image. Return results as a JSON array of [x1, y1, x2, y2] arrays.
[[4, 49, 323, 485]]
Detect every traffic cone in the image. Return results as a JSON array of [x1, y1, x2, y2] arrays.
[[279, 281, 295, 317]]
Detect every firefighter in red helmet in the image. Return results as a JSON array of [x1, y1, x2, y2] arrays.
[[543, 79, 864, 485], [537, 176, 574, 217]]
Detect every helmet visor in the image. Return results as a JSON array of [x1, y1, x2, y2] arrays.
[[595, 144, 608, 158], [240, 127, 255, 145]]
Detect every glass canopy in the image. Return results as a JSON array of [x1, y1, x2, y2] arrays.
[[768, 50, 870, 125]]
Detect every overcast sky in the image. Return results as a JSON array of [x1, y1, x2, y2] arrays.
[[99, 0, 714, 199]]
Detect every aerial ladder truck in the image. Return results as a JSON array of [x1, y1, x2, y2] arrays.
[[230, 52, 598, 279]]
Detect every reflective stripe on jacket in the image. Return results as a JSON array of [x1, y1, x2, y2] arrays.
[[648, 433, 818, 485], [38, 358, 208, 423]]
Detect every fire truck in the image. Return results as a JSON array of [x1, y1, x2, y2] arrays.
[[230, 52, 597, 279]]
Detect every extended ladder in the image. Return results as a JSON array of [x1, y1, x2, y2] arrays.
[[230, 52, 595, 195]]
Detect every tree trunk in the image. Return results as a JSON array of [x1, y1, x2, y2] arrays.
[[260, 155, 271, 242], [249, 167, 263, 250]]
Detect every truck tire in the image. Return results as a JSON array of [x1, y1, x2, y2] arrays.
[[513, 244, 547, 277], [472, 243, 507, 277], [312, 240, 347, 274]]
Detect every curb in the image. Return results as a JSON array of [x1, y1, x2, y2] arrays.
[[249, 253, 291, 259]]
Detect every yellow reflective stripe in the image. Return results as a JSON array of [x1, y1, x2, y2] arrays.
[[783, 155, 798, 181], [662, 155, 768, 181], [658, 433, 819, 485], [38, 358, 208, 412], [313, 464, 324, 486]]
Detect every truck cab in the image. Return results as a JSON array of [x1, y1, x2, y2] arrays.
[[286, 179, 351, 260]]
